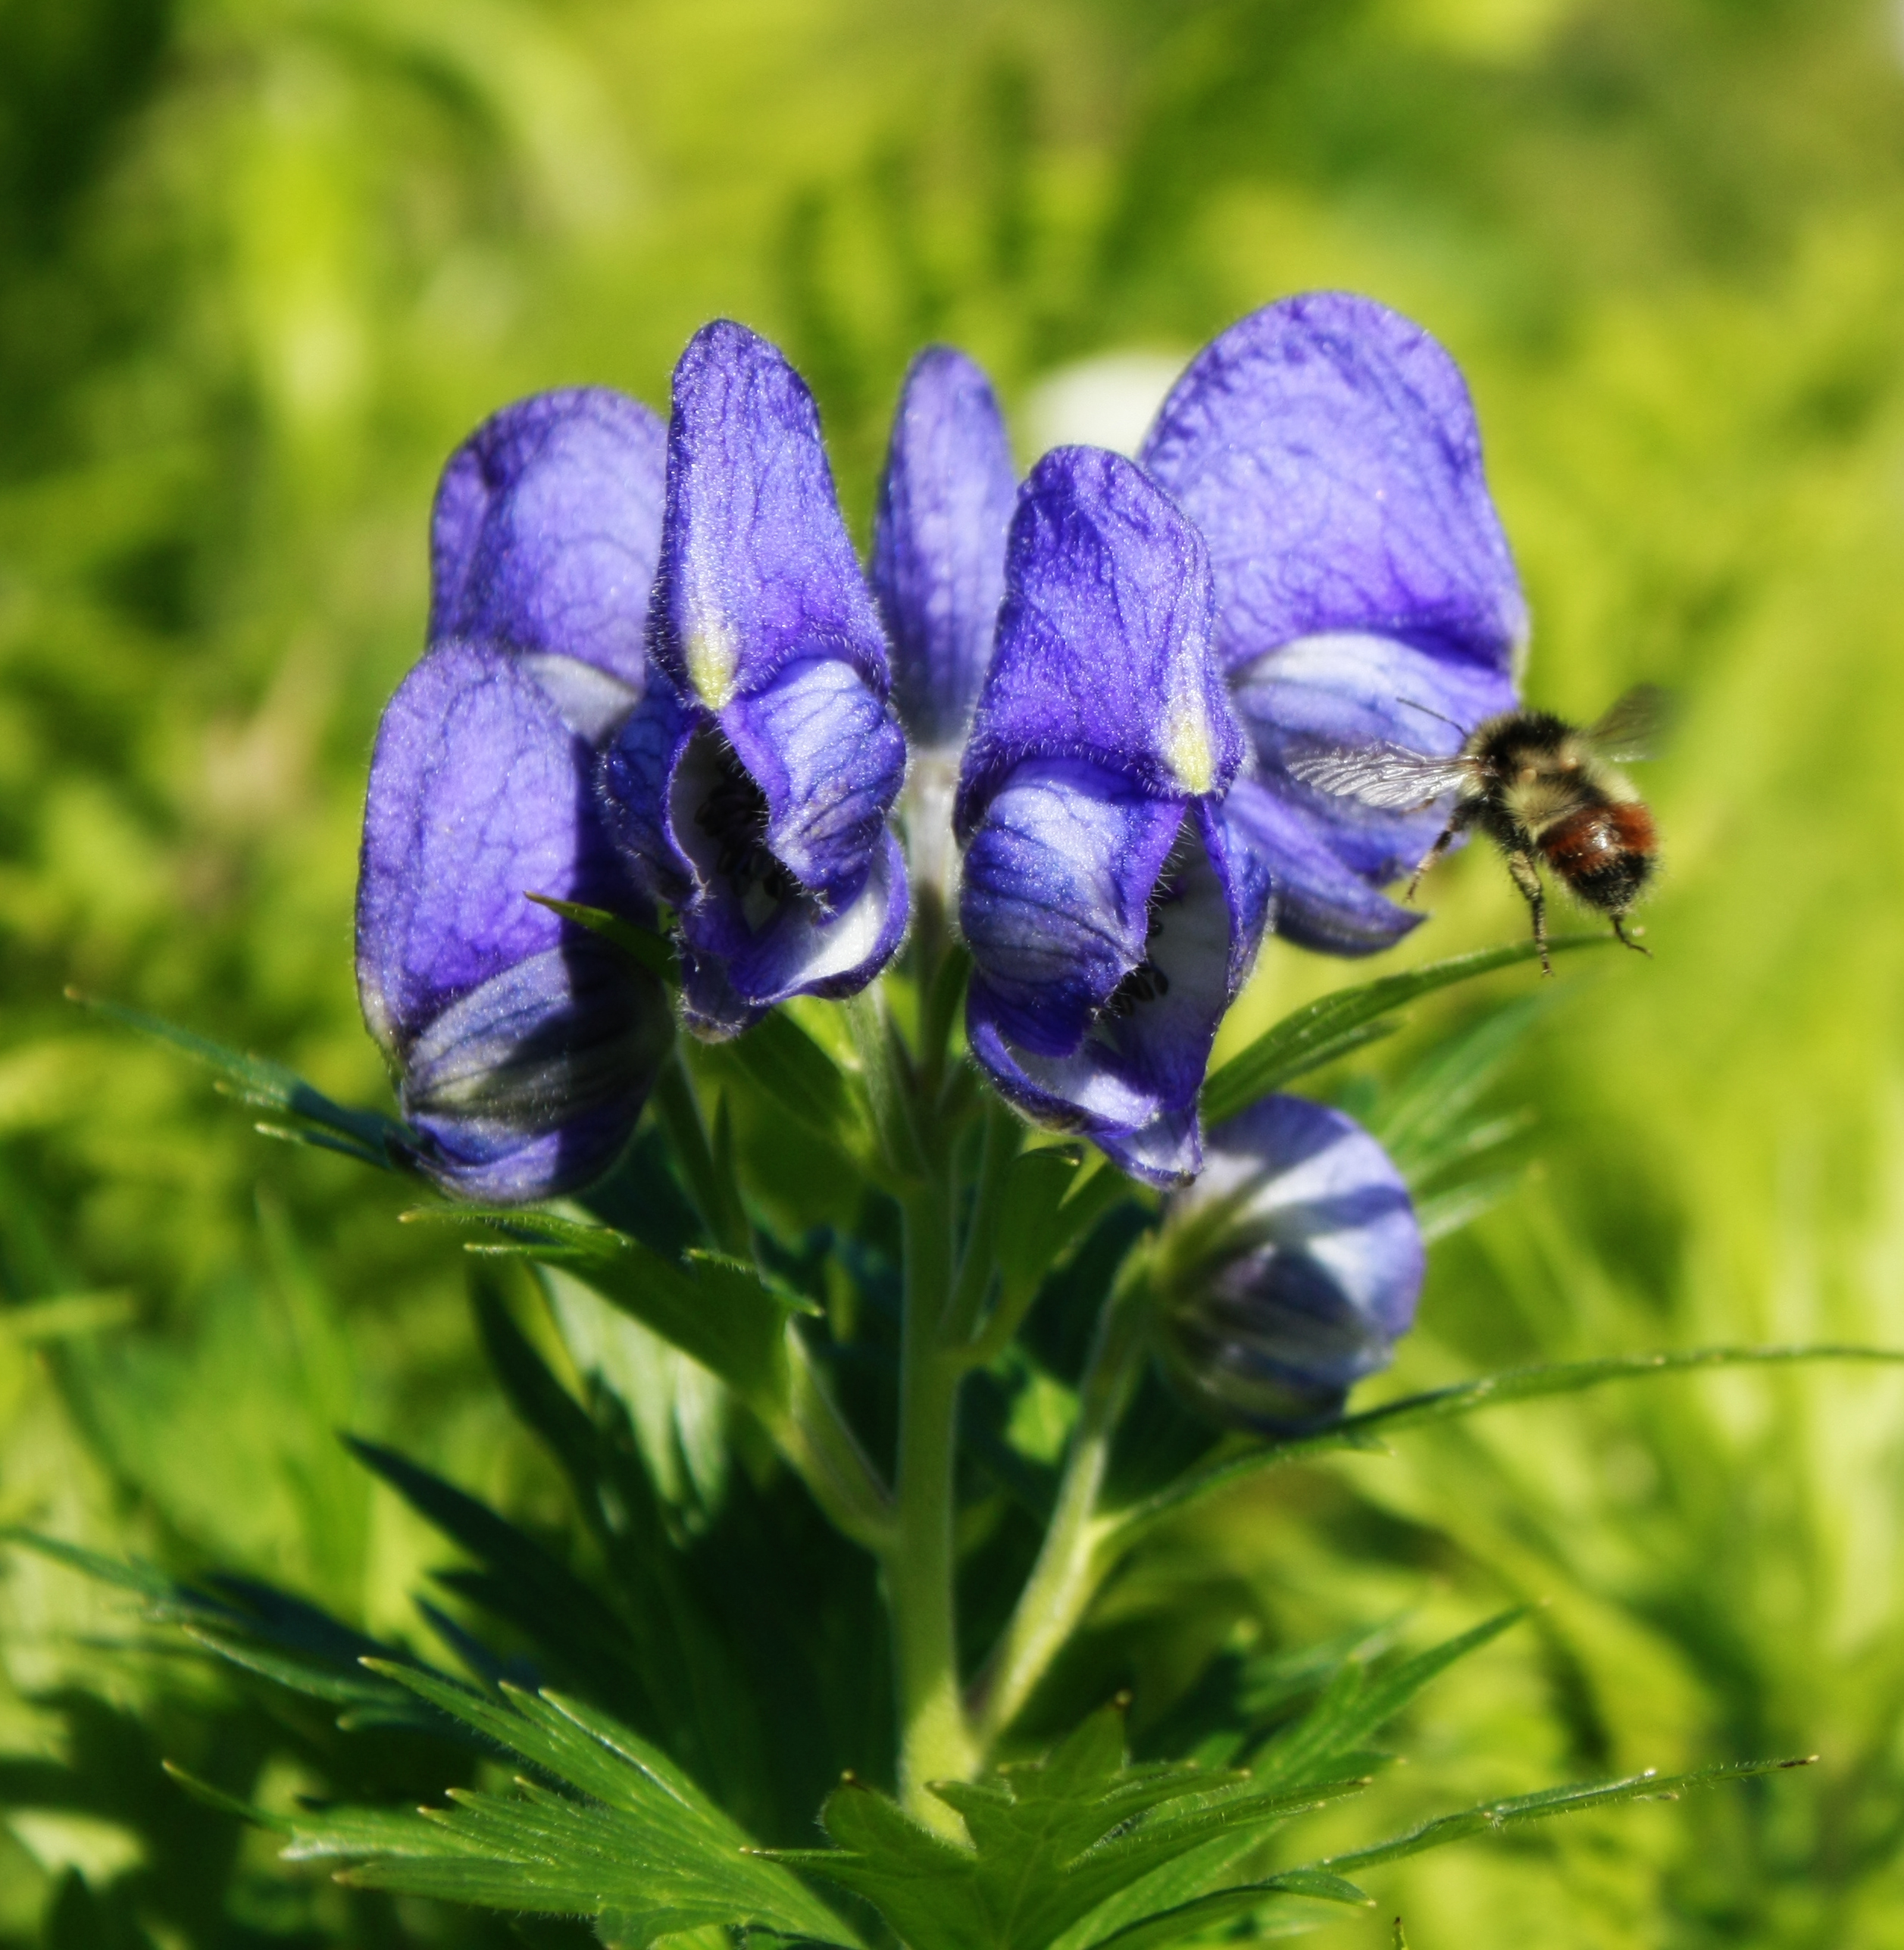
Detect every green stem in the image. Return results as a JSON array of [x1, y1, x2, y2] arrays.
[[652, 1052, 750, 1259], [968, 1252, 1152, 1753], [891, 1176, 978, 1828]]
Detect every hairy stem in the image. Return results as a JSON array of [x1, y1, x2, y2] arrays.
[[968, 1252, 1152, 1752]]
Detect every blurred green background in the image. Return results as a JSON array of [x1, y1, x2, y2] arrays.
[[5, 0, 1904, 1942]]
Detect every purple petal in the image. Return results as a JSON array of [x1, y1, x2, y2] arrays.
[[722, 656, 908, 913], [961, 759, 1184, 1058], [1158, 1094, 1424, 1429], [430, 388, 666, 706], [955, 446, 1243, 836], [1224, 630, 1518, 952], [357, 640, 667, 1202], [872, 347, 1015, 748], [402, 945, 672, 1202], [358, 641, 651, 1045], [1224, 777, 1421, 956], [677, 830, 911, 1039], [965, 801, 1269, 1188], [1140, 292, 1526, 675], [650, 320, 892, 711]]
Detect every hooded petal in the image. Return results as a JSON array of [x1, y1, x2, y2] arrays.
[[721, 655, 908, 911], [955, 446, 1243, 836], [592, 327, 909, 1033], [957, 451, 1265, 1185], [676, 830, 911, 1039], [872, 347, 1016, 748], [1139, 292, 1526, 675], [651, 320, 893, 711], [960, 759, 1183, 1058], [357, 640, 667, 1200], [1224, 630, 1520, 951], [967, 801, 1269, 1186], [1156, 1094, 1424, 1430], [401, 945, 673, 1201], [430, 388, 666, 729]]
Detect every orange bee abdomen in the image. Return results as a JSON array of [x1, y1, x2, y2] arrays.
[[1539, 800, 1656, 912]]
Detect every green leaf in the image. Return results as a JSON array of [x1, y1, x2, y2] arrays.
[[707, 1008, 877, 1164], [771, 1703, 1371, 1950], [1317, 1755, 1817, 1875], [69, 991, 409, 1169], [1115, 1344, 1904, 1542], [0, 1291, 136, 1342], [0, 1526, 185, 1606], [1076, 1868, 1374, 1950], [1254, 1610, 1527, 1789], [971, 1153, 1140, 1361], [313, 1666, 859, 1946], [1201, 936, 1609, 1127], [404, 1206, 814, 1404], [525, 894, 681, 984]]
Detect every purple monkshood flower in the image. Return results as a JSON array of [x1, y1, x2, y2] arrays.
[[599, 321, 909, 1039], [1154, 1094, 1424, 1430], [357, 642, 674, 1203], [1140, 292, 1527, 955], [356, 385, 677, 1202], [876, 299, 1524, 960], [955, 447, 1274, 1187]]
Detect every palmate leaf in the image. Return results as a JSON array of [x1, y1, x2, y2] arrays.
[[1049, 1614, 1519, 1950], [773, 1703, 1371, 1950], [1200, 936, 1609, 1127], [285, 1663, 861, 1948]]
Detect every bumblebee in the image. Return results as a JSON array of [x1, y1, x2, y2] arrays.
[[1288, 686, 1669, 974]]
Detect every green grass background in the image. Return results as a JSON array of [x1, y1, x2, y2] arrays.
[[5, 0, 1904, 1942]]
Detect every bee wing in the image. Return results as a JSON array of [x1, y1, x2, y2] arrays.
[[1584, 683, 1677, 762], [1286, 742, 1476, 811]]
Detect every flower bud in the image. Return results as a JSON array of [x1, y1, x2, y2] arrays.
[[1153, 1094, 1424, 1430]]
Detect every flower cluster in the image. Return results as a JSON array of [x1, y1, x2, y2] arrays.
[[356, 293, 1524, 1415]]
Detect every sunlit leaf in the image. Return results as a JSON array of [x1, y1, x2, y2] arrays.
[[1201, 938, 1609, 1127]]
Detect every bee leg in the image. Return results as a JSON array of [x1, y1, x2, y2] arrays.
[[1612, 912, 1653, 959], [1505, 851, 1549, 975], [1405, 820, 1462, 903]]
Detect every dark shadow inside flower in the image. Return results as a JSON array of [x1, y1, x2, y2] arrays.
[[965, 783, 1252, 1184], [401, 939, 671, 1202], [662, 719, 909, 1034]]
